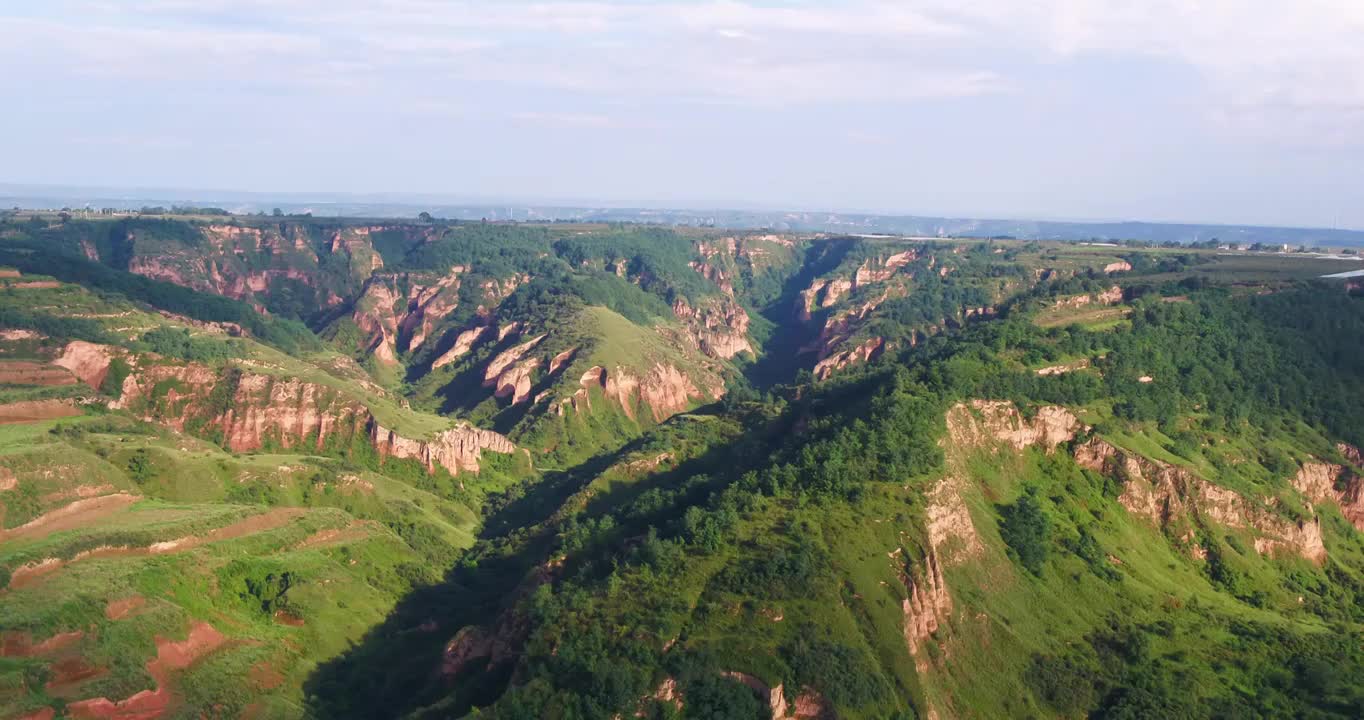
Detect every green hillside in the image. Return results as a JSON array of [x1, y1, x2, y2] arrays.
[[2, 213, 1364, 719]]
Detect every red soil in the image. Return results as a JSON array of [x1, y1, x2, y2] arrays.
[[0, 493, 139, 543], [0, 399, 81, 425], [66, 622, 227, 720], [105, 596, 147, 621], [0, 361, 78, 386], [1, 630, 84, 657], [45, 656, 109, 697], [248, 661, 285, 690]]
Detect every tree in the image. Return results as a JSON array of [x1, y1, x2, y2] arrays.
[[1000, 487, 1050, 574], [272, 207, 284, 217], [418, 211, 434, 223]]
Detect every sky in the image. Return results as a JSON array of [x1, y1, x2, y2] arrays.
[[2, 1, 1363, 228]]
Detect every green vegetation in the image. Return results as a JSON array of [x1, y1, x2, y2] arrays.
[[4, 217, 1364, 719]]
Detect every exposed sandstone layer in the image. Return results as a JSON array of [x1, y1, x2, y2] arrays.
[[554, 362, 712, 422], [54, 341, 117, 389], [672, 297, 754, 359], [123, 222, 401, 313], [813, 337, 885, 380], [65, 342, 514, 476], [1076, 438, 1326, 563], [1052, 285, 1124, 310], [349, 266, 468, 364], [929, 402, 1082, 567], [948, 400, 1081, 452], [1292, 460, 1364, 531], [719, 672, 829, 720], [902, 547, 952, 670], [431, 324, 492, 369]]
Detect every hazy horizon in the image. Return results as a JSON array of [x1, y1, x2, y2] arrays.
[[3, 2, 1362, 229]]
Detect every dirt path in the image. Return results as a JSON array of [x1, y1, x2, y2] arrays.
[[1, 493, 139, 543], [6, 507, 310, 593]]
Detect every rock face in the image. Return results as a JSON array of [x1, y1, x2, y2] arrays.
[[121, 222, 401, 313], [902, 547, 951, 667], [948, 400, 1081, 452], [930, 401, 1080, 569], [369, 423, 516, 478], [560, 362, 711, 423], [54, 341, 117, 389], [813, 337, 885, 380], [1103, 261, 1133, 274], [1292, 460, 1364, 531], [350, 266, 467, 364], [431, 324, 491, 369], [1052, 285, 1123, 310], [1076, 438, 1327, 564], [719, 672, 828, 720], [66, 341, 515, 475], [672, 297, 754, 359], [481, 334, 548, 404]]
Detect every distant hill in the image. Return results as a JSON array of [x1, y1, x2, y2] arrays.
[[4, 183, 1363, 247]]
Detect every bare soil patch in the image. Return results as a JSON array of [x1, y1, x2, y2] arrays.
[[106, 596, 147, 621], [66, 621, 227, 720], [1, 493, 138, 542], [0, 361, 78, 386], [0, 399, 82, 424], [1, 630, 83, 657]]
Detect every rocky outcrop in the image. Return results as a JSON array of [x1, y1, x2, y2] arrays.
[[1037, 359, 1090, 376], [689, 260, 735, 295], [482, 334, 548, 402], [947, 400, 1081, 452], [720, 672, 828, 720], [821, 278, 852, 308], [1052, 285, 1123, 310], [492, 358, 541, 405], [673, 297, 753, 359], [548, 348, 577, 376], [902, 547, 951, 666], [63, 341, 515, 475], [54, 341, 117, 389], [562, 363, 709, 422], [369, 422, 516, 479], [603, 364, 702, 422], [1077, 438, 1327, 563], [1340, 443, 1363, 467], [124, 222, 397, 313], [1292, 461, 1364, 531], [930, 401, 1080, 566], [220, 374, 368, 451], [1103, 261, 1133, 274], [350, 266, 468, 363], [400, 266, 466, 352], [853, 250, 916, 286], [351, 279, 405, 365], [431, 324, 492, 369], [813, 337, 885, 380], [804, 288, 895, 362], [798, 280, 829, 322]]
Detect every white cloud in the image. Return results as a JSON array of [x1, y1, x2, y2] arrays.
[[4, 1, 1363, 139]]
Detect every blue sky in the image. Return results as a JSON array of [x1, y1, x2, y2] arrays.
[[2, 1, 1362, 228]]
